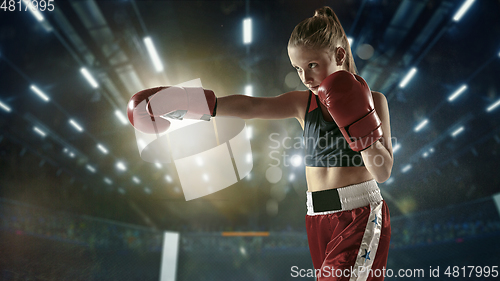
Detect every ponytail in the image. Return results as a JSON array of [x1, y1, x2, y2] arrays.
[[313, 6, 335, 18], [289, 6, 357, 74]]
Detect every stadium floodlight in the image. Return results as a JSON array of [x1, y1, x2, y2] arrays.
[[30, 85, 50, 102], [246, 153, 252, 163], [104, 177, 113, 185], [401, 164, 412, 173], [246, 126, 253, 139], [448, 84, 467, 102], [155, 162, 162, 169], [245, 85, 253, 96], [33, 126, 46, 137], [116, 161, 126, 171], [137, 139, 147, 151], [0, 100, 11, 112], [393, 143, 401, 153], [451, 126, 464, 137], [414, 119, 429, 132], [80, 67, 99, 88], [165, 175, 173, 183], [69, 119, 83, 132], [486, 99, 500, 112], [452, 0, 475, 22], [399, 67, 417, 88], [97, 144, 108, 154], [243, 18, 252, 44], [86, 165, 96, 173], [289, 173, 296, 181], [63, 147, 74, 158], [22, 0, 44, 22], [114, 110, 128, 125], [291, 155, 302, 167], [144, 36, 164, 72], [132, 176, 141, 184]]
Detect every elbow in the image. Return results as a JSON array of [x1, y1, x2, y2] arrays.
[[375, 168, 392, 184], [373, 160, 393, 184], [362, 145, 394, 183]]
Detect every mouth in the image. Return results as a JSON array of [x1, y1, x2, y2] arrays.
[[310, 86, 319, 91]]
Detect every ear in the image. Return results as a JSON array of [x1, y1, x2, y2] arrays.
[[335, 47, 346, 66]]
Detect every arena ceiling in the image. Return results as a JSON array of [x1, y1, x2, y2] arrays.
[[1, 0, 499, 230]]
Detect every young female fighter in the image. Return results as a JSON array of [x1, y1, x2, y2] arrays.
[[128, 6, 392, 281]]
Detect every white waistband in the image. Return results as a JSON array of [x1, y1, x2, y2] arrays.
[[306, 179, 383, 216]]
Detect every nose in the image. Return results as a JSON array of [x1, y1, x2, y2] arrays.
[[301, 70, 313, 85]]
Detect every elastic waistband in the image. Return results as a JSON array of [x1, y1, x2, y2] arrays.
[[306, 179, 382, 216]]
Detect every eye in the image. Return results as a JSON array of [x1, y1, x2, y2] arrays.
[[294, 66, 302, 72], [309, 63, 318, 69]]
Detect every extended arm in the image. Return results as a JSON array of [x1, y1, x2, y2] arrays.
[[216, 91, 306, 120], [127, 86, 306, 134]]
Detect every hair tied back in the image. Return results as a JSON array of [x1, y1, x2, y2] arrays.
[[314, 6, 335, 18]]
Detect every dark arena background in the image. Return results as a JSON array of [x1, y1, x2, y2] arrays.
[[1, 0, 500, 280]]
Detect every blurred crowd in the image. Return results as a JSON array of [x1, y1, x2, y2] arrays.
[[0, 198, 163, 253], [1, 197, 499, 255], [390, 198, 500, 249]]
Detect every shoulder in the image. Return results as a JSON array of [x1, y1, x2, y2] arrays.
[[282, 90, 310, 126], [371, 91, 386, 102], [371, 91, 389, 110], [282, 90, 310, 99], [293, 90, 311, 105], [251, 90, 310, 121], [278, 90, 310, 107], [371, 91, 390, 123]]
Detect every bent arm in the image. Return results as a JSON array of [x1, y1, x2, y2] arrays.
[[216, 91, 305, 120], [361, 92, 393, 183]]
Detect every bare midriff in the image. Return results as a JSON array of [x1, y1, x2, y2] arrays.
[[298, 92, 376, 192], [305, 166, 374, 192]]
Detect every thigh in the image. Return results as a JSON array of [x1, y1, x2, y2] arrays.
[[318, 202, 391, 281], [319, 206, 371, 280], [306, 206, 369, 272]]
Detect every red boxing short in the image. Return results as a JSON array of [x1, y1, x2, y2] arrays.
[[306, 180, 391, 281]]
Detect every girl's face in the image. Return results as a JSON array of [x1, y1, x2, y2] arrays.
[[288, 45, 343, 95]]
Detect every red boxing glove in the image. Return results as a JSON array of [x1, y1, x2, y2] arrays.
[[127, 87, 172, 134], [318, 70, 382, 151], [127, 86, 217, 134]]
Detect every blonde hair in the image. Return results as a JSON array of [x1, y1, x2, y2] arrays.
[[288, 6, 357, 74]]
